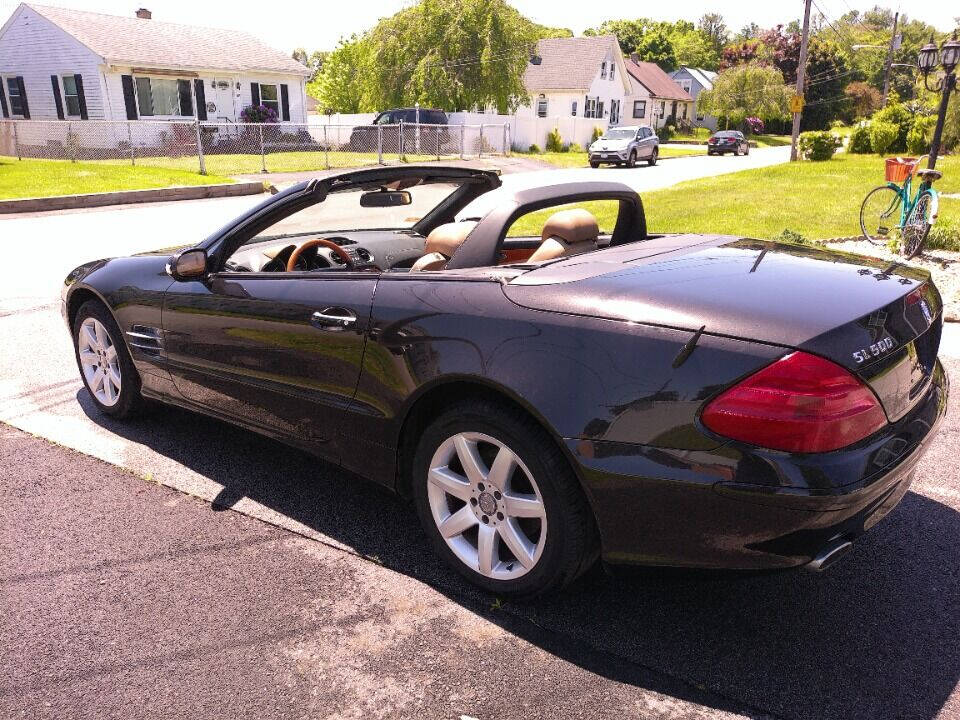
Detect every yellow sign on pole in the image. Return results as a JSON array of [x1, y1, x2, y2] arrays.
[[789, 94, 805, 113]]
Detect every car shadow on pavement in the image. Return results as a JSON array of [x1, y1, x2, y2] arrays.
[[80, 393, 960, 720]]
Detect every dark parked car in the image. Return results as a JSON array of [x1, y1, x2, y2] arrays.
[[707, 130, 750, 155], [63, 165, 947, 596], [348, 108, 450, 153]]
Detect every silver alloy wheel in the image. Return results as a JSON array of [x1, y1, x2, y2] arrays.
[[427, 432, 547, 580], [77, 317, 122, 407]]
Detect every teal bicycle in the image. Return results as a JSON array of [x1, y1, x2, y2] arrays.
[[859, 154, 941, 259]]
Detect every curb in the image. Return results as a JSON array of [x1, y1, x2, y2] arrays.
[[0, 181, 266, 214]]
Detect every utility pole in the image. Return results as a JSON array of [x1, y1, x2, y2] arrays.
[[881, 12, 899, 105], [790, 0, 813, 162]]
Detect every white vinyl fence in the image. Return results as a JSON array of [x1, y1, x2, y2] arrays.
[[0, 119, 510, 176]]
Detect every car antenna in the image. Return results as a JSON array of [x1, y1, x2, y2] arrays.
[[672, 325, 706, 368]]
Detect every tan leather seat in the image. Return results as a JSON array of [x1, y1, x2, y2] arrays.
[[409, 220, 478, 272], [528, 209, 599, 262]]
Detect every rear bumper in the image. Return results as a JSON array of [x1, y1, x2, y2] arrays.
[[568, 360, 948, 569]]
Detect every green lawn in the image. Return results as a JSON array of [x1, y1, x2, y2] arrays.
[[0, 157, 231, 199], [508, 153, 960, 241], [644, 153, 960, 240]]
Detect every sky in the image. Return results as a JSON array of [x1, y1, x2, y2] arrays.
[[1, 0, 957, 54]]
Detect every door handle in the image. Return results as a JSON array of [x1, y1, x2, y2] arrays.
[[310, 308, 357, 331]]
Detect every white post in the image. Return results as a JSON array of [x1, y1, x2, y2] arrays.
[[67, 121, 75, 163], [399, 119, 405, 160], [478, 124, 484, 158], [194, 117, 206, 175], [127, 122, 135, 166], [460, 124, 465, 159], [324, 125, 329, 169], [377, 124, 383, 164], [13, 121, 21, 160]]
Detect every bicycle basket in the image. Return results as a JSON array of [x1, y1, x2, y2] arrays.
[[885, 157, 918, 182]]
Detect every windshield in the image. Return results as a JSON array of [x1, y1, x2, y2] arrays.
[[601, 128, 637, 140], [714, 131, 739, 138]]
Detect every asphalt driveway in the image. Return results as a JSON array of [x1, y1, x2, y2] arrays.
[[1, 154, 957, 719]]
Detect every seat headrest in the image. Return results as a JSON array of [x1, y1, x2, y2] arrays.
[[424, 221, 478, 258], [541, 209, 599, 244]]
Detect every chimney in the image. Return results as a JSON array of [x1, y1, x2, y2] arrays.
[[135, 8, 151, 19], [630, 53, 639, 63]]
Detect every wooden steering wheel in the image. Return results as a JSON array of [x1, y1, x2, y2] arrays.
[[286, 238, 354, 271]]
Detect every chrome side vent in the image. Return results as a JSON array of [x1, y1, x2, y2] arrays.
[[126, 325, 163, 356]]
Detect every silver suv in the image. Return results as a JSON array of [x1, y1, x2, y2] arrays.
[[588, 126, 659, 168]]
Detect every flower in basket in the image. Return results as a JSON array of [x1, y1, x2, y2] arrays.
[[240, 104, 279, 123], [745, 116, 765, 134]]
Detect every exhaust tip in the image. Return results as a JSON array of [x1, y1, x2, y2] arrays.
[[804, 538, 854, 572]]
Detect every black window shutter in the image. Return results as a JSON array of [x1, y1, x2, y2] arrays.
[[193, 79, 207, 121], [50, 75, 65, 119], [177, 79, 193, 116], [121, 74, 138, 119], [250, 82, 260, 107], [280, 83, 290, 121], [16, 77, 29, 119], [74, 74, 87, 119], [0, 82, 7, 118]]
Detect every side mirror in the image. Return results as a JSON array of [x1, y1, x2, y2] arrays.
[[360, 189, 412, 208], [168, 248, 208, 281]]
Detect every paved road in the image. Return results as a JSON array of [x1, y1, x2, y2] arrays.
[[2, 148, 958, 719]]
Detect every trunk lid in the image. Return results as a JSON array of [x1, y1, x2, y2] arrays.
[[503, 235, 942, 421]]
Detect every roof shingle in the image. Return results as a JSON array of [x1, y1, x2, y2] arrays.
[[625, 59, 693, 101], [24, 3, 309, 75], [524, 35, 620, 92]]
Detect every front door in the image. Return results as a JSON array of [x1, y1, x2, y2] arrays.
[[162, 272, 376, 461], [211, 77, 236, 122]]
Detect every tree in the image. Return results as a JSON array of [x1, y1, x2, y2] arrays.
[[586, 17, 717, 71], [633, 26, 677, 71], [585, 18, 650, 54], [759, 25, 802, 85], [293, 48, 328, 83], [312, 35, 372, 113], [720, 40, 762, 69], [734, 23, 761, 42], [698, 13, 728, 55], [844, 81, 882, 118], [801, 39, 849, 129], [698, 63, 790, 127]]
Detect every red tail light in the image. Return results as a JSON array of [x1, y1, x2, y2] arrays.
[[701, 351, 888, 453]]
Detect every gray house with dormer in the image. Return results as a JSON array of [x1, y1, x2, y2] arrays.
[[669, 66, 718, 131]]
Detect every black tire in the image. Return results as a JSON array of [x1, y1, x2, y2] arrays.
[[902, 190, 934, 259], [626, 150, 636, 168], [744, 144, 750, 155], [411, 400, 598, 597], [859, 185, 902, 246], [72, 299, 143, 418], [589, 161, 600, 169], [648, 148, 658, 166]]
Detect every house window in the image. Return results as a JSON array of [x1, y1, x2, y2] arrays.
[[600, 61, 607, 79], [5, 77, 25, 116], [633, 100, 646, 119], [571, 100, 577, 116], [597, 100, 604, 118], [536, 97, 548, 117], [659, 101, 665, 118], [679, 79, 692, 93], [609, 64, 615, 82], [681, 103, 688, 119], [584, 97, 597, 119], [257, 83, 280, 115], [61, 75, 81, 116], [610, 99, 619, 124], [135, 77, 189, 116]]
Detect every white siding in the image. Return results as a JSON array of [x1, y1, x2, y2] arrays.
[[239, 74, 307, 123], [0, 5, 105, 119]]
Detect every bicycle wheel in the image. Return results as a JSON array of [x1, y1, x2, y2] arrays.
[[902, 191, 934, 259], [859, 186, 903, 245]]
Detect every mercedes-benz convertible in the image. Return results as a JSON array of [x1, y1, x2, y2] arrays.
[[62, 165, 948, 595]]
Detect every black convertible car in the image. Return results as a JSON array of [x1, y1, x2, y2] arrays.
[[63, 165, 948, 596]]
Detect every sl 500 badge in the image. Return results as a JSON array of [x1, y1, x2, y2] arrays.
[[852, 337, 895, 364]]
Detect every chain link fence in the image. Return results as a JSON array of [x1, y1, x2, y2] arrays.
[[0, 119, 511, 176]]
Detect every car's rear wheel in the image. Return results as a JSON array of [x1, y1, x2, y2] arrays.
[[412, 400, 597, 596], [73, 300, 143, 418]]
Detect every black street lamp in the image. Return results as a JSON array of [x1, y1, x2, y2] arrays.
[[918, 33, 959, 170]]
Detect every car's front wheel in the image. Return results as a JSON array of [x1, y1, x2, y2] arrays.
[[648, 147, 658, 166], [412, 400, 597, 596], [73, 299, 143, 418], [589, 160, 599, 169], [626, 150, 637, 168]]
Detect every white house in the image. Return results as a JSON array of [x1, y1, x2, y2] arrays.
[[623, 56, 694, 130], [0, 4, 311, 125], [514, 35, 632, 149]]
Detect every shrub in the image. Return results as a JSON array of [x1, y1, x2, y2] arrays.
[[871, 102, 912, 152], [870, 120, 898, 155], [567, 142, 584, 153], [829, 119, 847, 130], [657, 124, 676, 142], [798, 131, 842, 161], [774, 228, 807, 245], [745, 116, 765, 134], [591, 126, 604, 144], [240, 104, 279, 123], [545, 127, 564, 152], [848, 122, 872, 154], [527, 143, 541, 153], [907, 115, 936, 155]]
